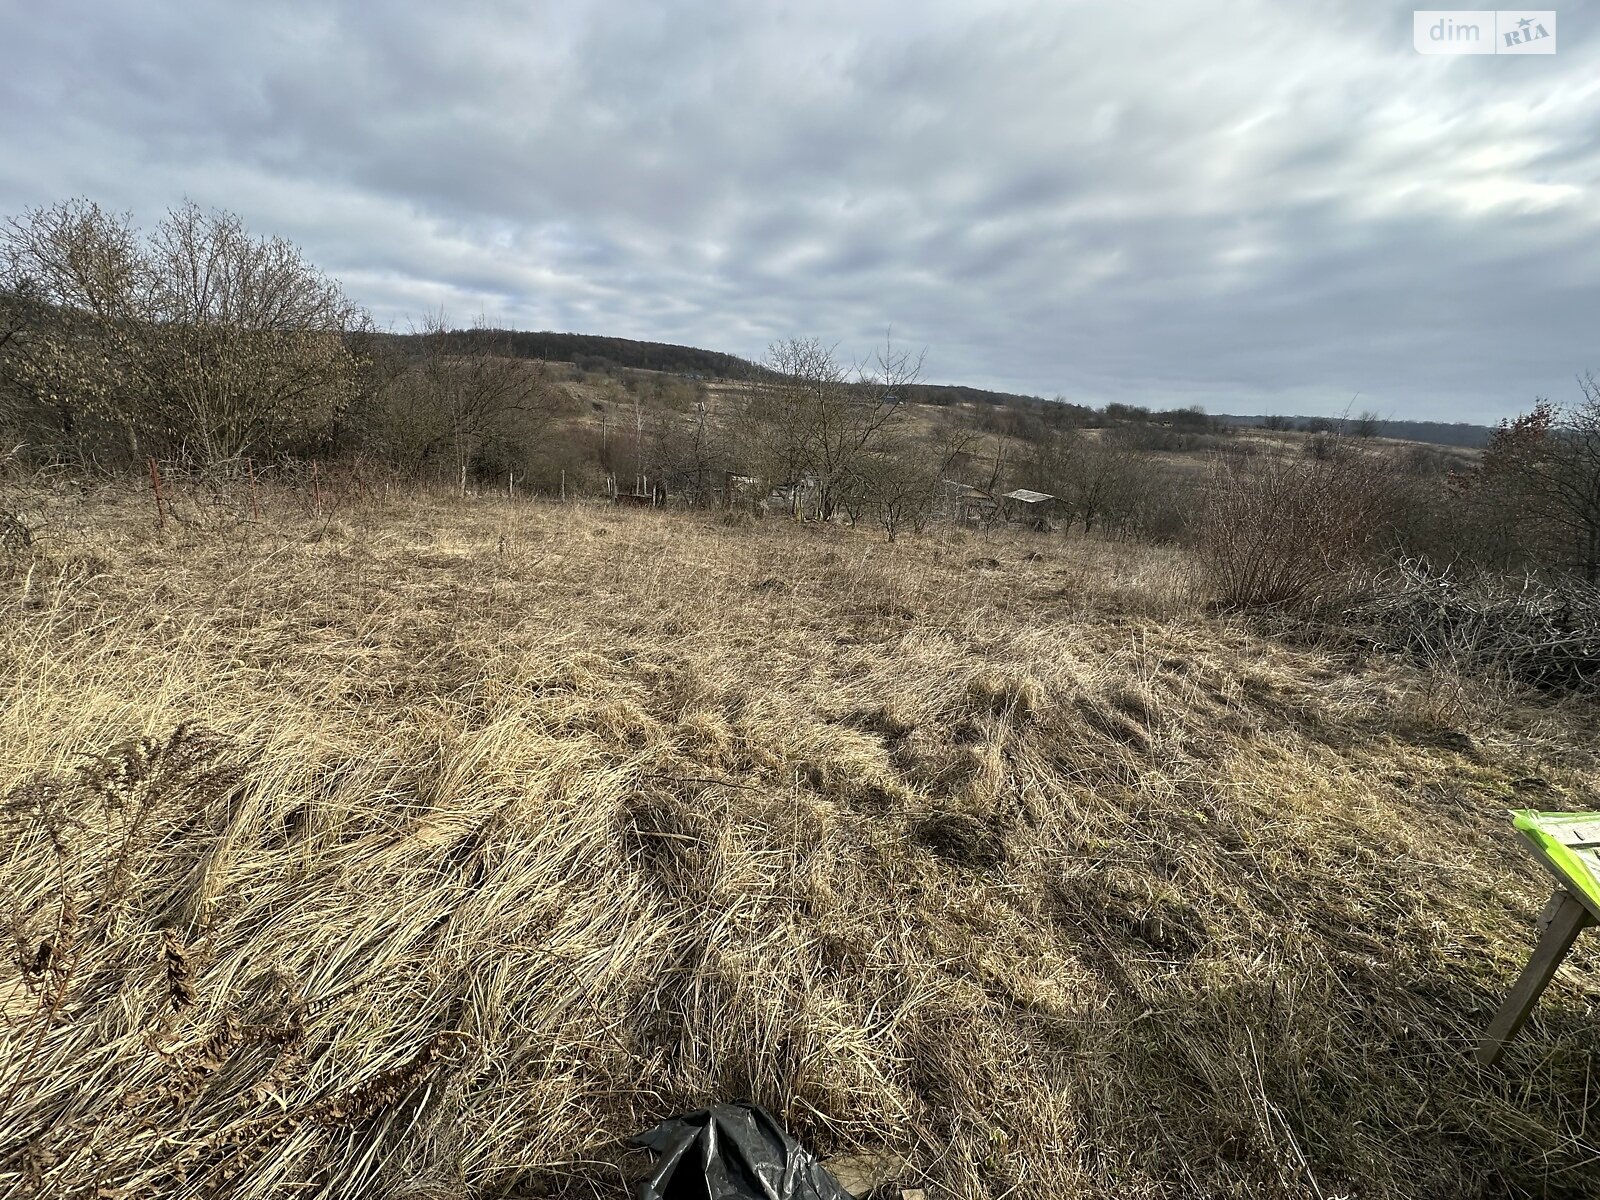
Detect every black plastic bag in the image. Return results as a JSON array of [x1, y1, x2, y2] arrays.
[[630, 1102, 854, 1200]]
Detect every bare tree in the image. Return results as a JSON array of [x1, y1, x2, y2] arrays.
[[1062, 430, 1141, 533], [1011, 426, 1142, 533], [930, 421, 980, 483], [861, 437, 939, 542], [372, 314, 560, 488], [0, 279, 39, 445], [749, 335, 924, 519], [144, 202, 366, 464], [0, 200, 152, 460], [1470, 381, 1600, 582], [648, 396, 727, 506], [1017, 428, 1075, 497]]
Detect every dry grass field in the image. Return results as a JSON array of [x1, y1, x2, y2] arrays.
[[2, 484, 1598, 1199]]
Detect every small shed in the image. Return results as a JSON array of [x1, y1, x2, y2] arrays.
[[721, 471, 759, 507], [768, 475, 821, 518], [608, 475, 666, 507], [943, 479, 998, 525], [1001, 488, 1059, 530]]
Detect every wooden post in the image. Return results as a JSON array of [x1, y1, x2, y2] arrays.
[[246, 457, 259, 519], [147, 457, 166, 530], [560, 469, 566, 502], [311, 461, 322, 517], [1478, 888, 1596, 1065]]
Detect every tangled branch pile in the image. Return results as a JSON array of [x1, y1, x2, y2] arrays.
[[1351, 558, 1600, 692]]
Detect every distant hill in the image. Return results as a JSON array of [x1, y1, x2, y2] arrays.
[[1217, 414, 1495, 449], [380, 327, 1501, 448], [382, 328, 762, 380], [388, 327, 1058, 407]]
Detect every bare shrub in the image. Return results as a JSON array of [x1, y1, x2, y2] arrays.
[[1196, 441, 1398, 611], [1125, 463, 1200, 543], [0, 200, 366, 468]]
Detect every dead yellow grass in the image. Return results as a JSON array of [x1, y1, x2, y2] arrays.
[[2, 484, 1598, 1199]]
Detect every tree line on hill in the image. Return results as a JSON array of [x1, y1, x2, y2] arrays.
[[3, 199, 1598, 603], [1221, 413, 1495, 448], [397, 328, 760, 382]]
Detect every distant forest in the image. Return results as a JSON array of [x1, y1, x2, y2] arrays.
[[1218, 413, 1495, 448], [381, 328, 762, 381]]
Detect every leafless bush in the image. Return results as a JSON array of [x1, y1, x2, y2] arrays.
[[363, 314, 563, 490], [858, 442, 940, 542], [1196, 441, 1399, 611], [1123, 463, 1199, 542], [1349, 558, 1600, 692], [1, 199, 365, 468]]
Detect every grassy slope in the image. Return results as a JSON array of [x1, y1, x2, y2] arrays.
[[1, 486, 1597, 1199]]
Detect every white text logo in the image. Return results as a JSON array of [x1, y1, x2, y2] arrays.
[[1414, 11, 1556, 53]]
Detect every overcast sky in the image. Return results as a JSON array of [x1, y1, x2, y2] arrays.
[[3, 2, 1597, 422]]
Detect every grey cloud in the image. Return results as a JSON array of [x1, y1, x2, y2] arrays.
[[3, 0, 1599, 421]]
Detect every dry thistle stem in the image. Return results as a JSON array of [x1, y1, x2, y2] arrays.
[[163, 929, 197, 1012]]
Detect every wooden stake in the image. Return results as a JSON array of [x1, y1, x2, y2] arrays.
[[147, 457, 166, 530], [1479, 888, 1596, 1065], [246, 457, 259, 519], [311, 461, 322, 517]]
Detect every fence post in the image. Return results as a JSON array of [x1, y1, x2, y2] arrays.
[[311, 462, 322, 517], [247, 457, 260, 519]]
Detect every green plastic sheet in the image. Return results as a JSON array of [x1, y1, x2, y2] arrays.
[[1511, 809, 1600, 913]]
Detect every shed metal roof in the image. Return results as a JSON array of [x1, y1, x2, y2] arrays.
[[1002, 488, 1056, 504]]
